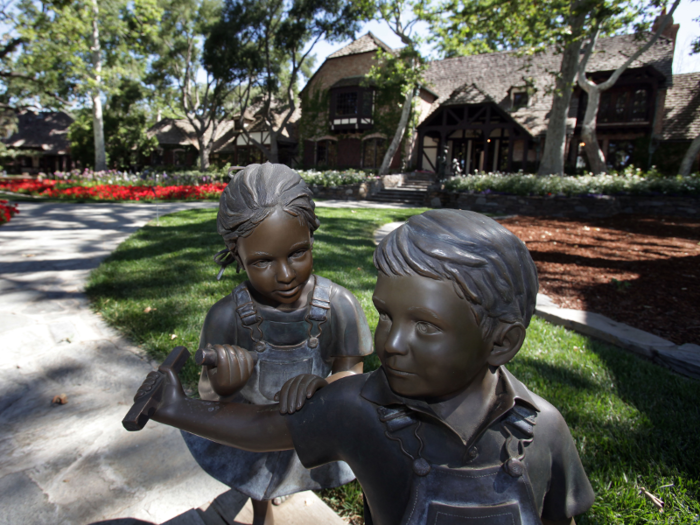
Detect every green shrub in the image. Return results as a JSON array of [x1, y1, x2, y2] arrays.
[[443, 168, 700, 197], [298, 169, 375, 187]]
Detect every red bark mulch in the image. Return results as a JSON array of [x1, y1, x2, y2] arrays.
[[499, 214, 700, 346]]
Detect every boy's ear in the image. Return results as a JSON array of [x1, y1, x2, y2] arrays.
[[487, 322, 526, 367]]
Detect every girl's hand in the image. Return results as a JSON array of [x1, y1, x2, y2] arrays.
[[274, 374, 328, 414], [197, 344, 256, 397]]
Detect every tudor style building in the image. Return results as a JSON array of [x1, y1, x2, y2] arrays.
[[299, 20, 700, 175], [2, 111, 74, 174]]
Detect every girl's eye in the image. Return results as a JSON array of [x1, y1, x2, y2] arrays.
[[290, 249, 308, 259], [251, 259, 270, 268], [416, 322, 440, 335]]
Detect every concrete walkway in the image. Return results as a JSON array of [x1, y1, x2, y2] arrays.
[[0, 201, 351, 525]]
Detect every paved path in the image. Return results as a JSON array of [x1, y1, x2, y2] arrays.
[[0, 202, 233, 525], [0, 199, 408, 525]]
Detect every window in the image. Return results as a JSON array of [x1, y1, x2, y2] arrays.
[[315, 140, 336, 167], [631, 89, 648, 121], [362, 138, 385, 169], [330, 88, 374, 131], [597, 88, 650, 124], [607, 140, 635, 170], [614, 91, 628, 120], [336, 92, 358, 115], [512, 92, 528, 109], [362, 91, 374, 115]]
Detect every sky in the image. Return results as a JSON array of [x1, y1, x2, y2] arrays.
[[306, 0, 700, 76]]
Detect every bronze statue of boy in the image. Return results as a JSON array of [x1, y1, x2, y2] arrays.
[[132, 208, 594, 525]]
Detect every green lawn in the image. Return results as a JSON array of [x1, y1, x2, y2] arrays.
[[87, 207, 700, 524]]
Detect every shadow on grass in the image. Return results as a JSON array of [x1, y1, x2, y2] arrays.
[[511, 338, 700, 483]]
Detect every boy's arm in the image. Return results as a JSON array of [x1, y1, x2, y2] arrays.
[[147, 368, 294, 452]]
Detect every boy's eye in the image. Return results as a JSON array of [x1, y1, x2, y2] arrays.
[[290, 249, 308, 259], [416, 322, 440, 335]]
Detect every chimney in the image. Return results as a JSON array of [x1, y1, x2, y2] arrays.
[[652, 9, 680, 48]]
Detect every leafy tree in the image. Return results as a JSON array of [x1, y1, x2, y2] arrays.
[[14, 0, 161, 170], [363, 0, 427, 175], [427, 0, 651, 175], [146, 0, 246, 171], [679, 0, 700, 176], [0, 0, 71, 156], [69, 79, 158, 169], [203, 0, 372, 164], [577, 0, 680, 174]]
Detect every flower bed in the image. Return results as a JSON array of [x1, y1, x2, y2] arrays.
[[0, 179, 227, 201], [0, 199, 19, 224]]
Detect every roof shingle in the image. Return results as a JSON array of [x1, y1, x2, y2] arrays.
[[660, 72, 700, 141]]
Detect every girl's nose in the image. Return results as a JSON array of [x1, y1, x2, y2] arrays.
[[277, 261, 294, 283]]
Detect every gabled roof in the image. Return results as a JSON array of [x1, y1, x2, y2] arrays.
[[423, 32, 675, 137], [442, 83, 494, 106], [3, 111, 73, 154], [147, 118, 239, 152], [661, 72, 700, 141], [328, 32, 393, 59]]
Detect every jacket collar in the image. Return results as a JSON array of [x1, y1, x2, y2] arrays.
[[361, 365, 540, 445]]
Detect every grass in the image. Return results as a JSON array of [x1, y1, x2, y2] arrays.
[[86, 207, 700, 524]]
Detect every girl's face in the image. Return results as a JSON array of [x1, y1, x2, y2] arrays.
[[236, 208, 313, 307]]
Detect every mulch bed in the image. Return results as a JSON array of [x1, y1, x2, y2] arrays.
[[499, 214, 700, 346]]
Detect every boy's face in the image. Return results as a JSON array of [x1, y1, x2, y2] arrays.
[[372, 273, 492, 400], [237, 208, 313, 306]]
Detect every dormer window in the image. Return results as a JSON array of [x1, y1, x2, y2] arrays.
[[512, 90, 528, 109], [329, 82, 374, 131]]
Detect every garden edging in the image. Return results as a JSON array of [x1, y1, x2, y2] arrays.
[[430, 190, 699, 218]]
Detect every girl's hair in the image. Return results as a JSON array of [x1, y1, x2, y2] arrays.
[[373, 209, 538, 337], [214, 163, 320, 279]]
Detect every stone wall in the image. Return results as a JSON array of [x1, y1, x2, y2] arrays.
[[429, 190, 699, 218]]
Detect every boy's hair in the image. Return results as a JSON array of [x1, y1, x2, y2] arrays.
[[215, 163, 319, 276], [373, 209, 538, 337]]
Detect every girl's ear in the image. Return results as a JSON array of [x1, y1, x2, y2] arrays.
[[231, 248, 244, 274], [487, 322, 526, 367]]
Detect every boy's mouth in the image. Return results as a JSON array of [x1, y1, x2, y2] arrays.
[[384, 364, 416, 377]]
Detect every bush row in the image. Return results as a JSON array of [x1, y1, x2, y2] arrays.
[[443, 167, 700, 197], [33, 166, 376, 188]]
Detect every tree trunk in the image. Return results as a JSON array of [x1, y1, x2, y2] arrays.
[[580, 87, 606, 174], [267, 130, 279, 163], [537, 38, 582, 176], [198, 140, 211, 171], [90, 0, 107, 171], [679, 134, 700, 176], [379, 87, 414, 176]]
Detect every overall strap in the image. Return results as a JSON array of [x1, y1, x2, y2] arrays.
[[305, 276, 331, 348], [233, 283, 265, 352]]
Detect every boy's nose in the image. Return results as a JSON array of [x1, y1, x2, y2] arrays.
[[384, 325, 408, 356]]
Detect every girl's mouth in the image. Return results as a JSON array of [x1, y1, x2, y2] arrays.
[[276, 285, 300, 297]]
